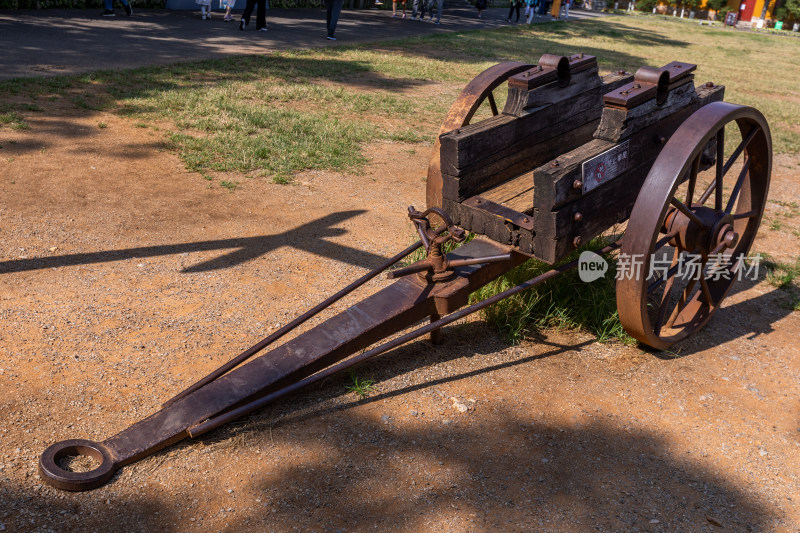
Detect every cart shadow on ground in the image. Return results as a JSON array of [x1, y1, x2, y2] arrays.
[[0, 209, 387, 274]]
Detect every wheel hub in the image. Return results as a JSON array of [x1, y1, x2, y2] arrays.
[[665, 206, 736, 254]]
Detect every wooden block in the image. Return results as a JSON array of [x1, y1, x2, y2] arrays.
[[439, 72, 632, 176], [444, 110, 601, 202], [534, 83, 726, 212]]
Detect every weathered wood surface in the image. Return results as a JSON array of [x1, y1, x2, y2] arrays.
[[442, 116, 600, 204], [439, 71, 631, 180], [531, 83, 725, 263], [480, 171, 535, 213], [533, 83, 724, 213]]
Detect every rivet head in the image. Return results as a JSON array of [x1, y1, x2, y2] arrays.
[[523, 217, 530, 223], [633, 83, 641, 89], [475, 198, 482, 204], [573, 212, 583, 222], [705, 81, 714, 88], [573, 236, 582, 247], [551, 159, 560, 167], [573, 180, 583, 190], [655, 135, 667, 145]]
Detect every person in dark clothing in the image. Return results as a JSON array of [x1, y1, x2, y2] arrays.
[[475, 0, 487, 17], [325, 0, 344, 39], [506, 0, 522, 22], [240, 0, 268, 31]]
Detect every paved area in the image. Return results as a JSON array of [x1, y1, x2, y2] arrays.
[[0, 5, 606, 80]]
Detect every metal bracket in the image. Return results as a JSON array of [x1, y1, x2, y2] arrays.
[[463, 196, 534, 231]]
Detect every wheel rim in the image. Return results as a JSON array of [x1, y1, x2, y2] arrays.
[[617, 102, 772, 350], [425, 61, 533, 209]]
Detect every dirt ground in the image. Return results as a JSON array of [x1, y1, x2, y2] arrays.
[[1, 98, 799, 533]]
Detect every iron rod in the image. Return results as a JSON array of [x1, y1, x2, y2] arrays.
[[188, 240, 621, 437], [165, 229, 446, 407]]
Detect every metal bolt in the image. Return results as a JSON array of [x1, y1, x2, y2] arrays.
[[523, 72, 530, 78], [573, 180, 583, 190], [633, 83, 641, 89], [523, 217, 530, 223], [475, 198, 482, 204], [455, 129, 461, 135], [617, 70, 627, 76], [551, 160, 560, 167], [573, 236, 582, 247], [705, 81, 715, 88], [655, 136, 667, 145], [573, 212, 583, 222]]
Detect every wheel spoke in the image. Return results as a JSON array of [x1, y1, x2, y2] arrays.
[[722, 126, 758, 177], [715, 128, 724, 211], [487, 92, 499, 116], [697, 177, 715, 206], [654, 230, 678, 253], [700, 274, 715, 307], [685, 154, 700, 206], [666, 277, 698, 328], [724, 156, 751, 214], [654, 249, 680, 335], [648, 262, 680, 293], [671, 197, 708, 229]]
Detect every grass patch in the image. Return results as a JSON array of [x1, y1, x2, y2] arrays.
[[763, 254, 800, 289], [345, 370, 375, 399], [471, 236, 635, 345], [220, 180, 238, 191]]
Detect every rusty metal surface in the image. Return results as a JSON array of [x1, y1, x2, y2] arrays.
[[39, 235, 524, 491], [508, 53, 595, 92], [425, 61, 533, 209], [463, 196, 534, 231], [604, 61, 697, 109], [616, 102, 771, 349], [163, 234, 439, 408]]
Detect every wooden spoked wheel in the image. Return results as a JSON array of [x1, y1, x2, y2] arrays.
[[617, 102, 772, 350], [425, 61, 533, 209]]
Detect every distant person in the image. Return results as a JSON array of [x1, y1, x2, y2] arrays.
[[325, 0, 344, 40], [427, 0, 442, 23], [102, 0, 132, 16], [240, 0, 269, 31], [196, 0, 212, 19], [411, 0, 427, 20], [506, 0, 521, 22], [560, 0, 571, 18], [221, 0, 236, 21], [475, 0, 487, 18], [550, 0, 561, 18], [392, 0, 407, 17], [525, 0, 539, 21]]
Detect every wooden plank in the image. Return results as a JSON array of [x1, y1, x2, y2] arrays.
[[480, 171, 534, 213], [595, 81, 722, 142], [532, 158, 652, 263], [507, 67, 602, 114], [443, 111, 601, 202], [439, 72, 630, 175], [533, 83, 725, 212]]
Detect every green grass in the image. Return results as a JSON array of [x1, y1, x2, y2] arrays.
[[763, 254, 800, 289], [1, 16, 798, 178], [345, 371, 375, 399], [2, 15, 799, 342], [471, 236, 636, 345]]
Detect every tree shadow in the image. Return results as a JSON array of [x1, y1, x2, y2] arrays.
[[229, 410, 774, 530], [0, 480, 177, 532], [0, 209, 387, 274]]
